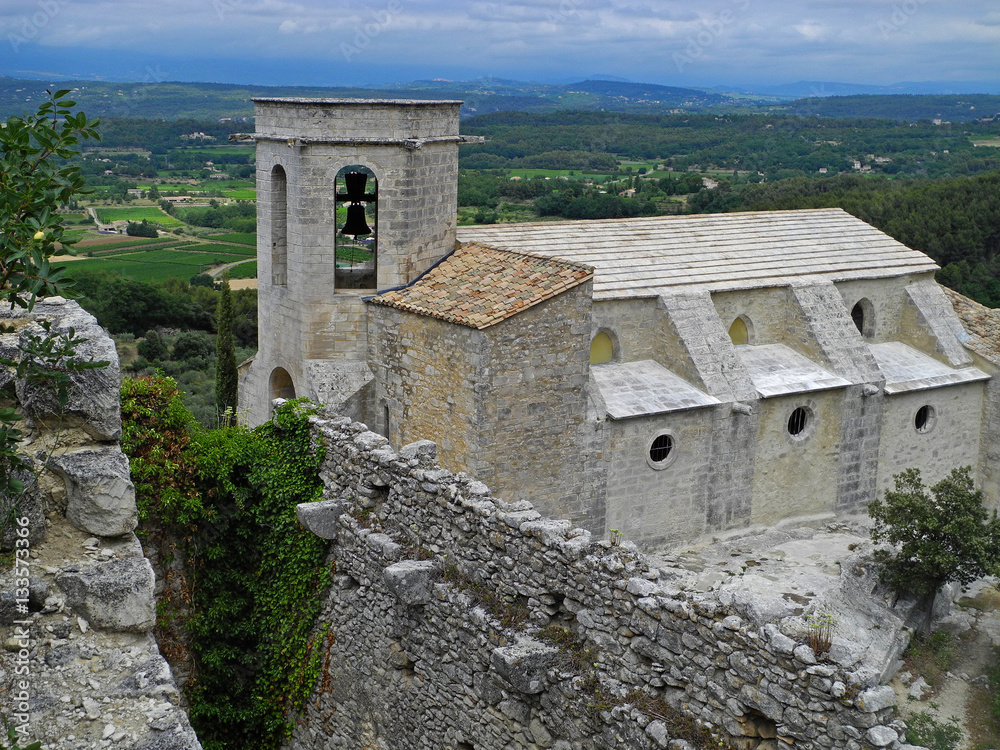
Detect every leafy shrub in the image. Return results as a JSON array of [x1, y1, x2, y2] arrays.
[[121, 377, 330, 749], [905, 712, 962, 750], [869, 467, 1000, 596]]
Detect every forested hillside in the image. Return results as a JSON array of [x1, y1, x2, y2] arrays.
[[735, 172, 1000, 305], [461, 111, 1000, 178]]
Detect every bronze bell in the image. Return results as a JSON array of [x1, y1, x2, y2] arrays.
[[341, 203, 372, 237]]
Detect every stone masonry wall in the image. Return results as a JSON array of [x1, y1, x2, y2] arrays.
[[0, 298, 199, 750], [287, 414, 906, 750]]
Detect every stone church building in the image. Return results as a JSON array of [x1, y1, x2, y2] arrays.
[[237, 98, 1000, 548]]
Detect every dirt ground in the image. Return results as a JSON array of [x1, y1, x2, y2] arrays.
[[891, 579, 1000, 749]]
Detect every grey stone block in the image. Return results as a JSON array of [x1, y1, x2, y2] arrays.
[[865, 726, 898, 747], [296, 499, 343, 540], [399, 439, 437, 462], [491, 637, 558, 694], [55, 557, 155, 633], [16, 306, 122, 441], [383, 560, 439, 606], [857, 685, 896, 713], [50, 448, 137, 538]]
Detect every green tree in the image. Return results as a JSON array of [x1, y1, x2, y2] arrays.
[[136, 329, 168, 362], [869, 467, 1000, 599], [126, 219, 158, 238], [0, 89, 100, 308], [215, 280, 238, 425]]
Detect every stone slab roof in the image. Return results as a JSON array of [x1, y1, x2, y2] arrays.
[[458, 209, 939, 300], [369, 242, 593, 329], [591, 360, 719, 419], [869, 341, 989, 394], [945, 287, 1000, 366], [737, 344, 851, 398]]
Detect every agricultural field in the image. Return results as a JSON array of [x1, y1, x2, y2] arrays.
[[220, 187, 256, 200], [182, 242, 256, 257], [225, 261, 257, 279], [211, 233, 256, 246], [93, 206, 184, 226], [61, 245, 253, 284], [60, 234, 179, 253]]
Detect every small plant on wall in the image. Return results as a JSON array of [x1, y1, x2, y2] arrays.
[[807, 611, 836, 655]]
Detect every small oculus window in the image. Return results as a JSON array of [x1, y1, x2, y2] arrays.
[[787, 406, 809, 437], [646, 432, 678, 470], [914, 404, 936, 433]]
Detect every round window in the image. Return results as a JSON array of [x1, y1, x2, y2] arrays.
[[914, 405, 936, 433], [646, 432, 677, 470], [787, 407, 809, 436]]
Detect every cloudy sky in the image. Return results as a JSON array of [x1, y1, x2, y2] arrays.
[[2, 0, 999, 89]]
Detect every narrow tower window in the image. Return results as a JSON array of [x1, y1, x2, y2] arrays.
[[270, 165, 287, 286]]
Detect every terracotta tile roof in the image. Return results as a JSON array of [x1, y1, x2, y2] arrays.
[[945, 287, 1000, 364], [369, 241, 593, 329]]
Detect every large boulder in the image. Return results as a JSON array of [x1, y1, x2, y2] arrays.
[[55, 557, 155, 633], [49, 447, 137, 537], [16, 299, 122, 442]]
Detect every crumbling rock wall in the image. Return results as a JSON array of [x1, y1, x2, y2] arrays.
[[0, 298, 201, 750], [288, 414, 910, 750]]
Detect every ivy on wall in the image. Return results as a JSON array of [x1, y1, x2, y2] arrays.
[[121, 376, 330, 750]]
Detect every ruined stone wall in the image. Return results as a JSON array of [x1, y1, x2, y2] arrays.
[[288, 415, 906, 750], [0, 298, 199, 750]]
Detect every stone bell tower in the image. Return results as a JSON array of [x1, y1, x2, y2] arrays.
[[236, 98, 480, 426]]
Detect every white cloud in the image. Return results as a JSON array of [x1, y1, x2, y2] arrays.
[[3, 0, 997, 87]]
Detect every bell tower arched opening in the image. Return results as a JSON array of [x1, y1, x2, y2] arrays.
[[335, 165, 378, 290]]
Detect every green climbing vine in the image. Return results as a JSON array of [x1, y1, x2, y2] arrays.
[[121, 375, 330, 750]]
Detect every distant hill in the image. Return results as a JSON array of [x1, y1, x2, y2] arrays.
[[0, 76, 731, 122], [737, 80, 1000, 98], [782, 93, 1000, 122], [4, 75, 999, 123]]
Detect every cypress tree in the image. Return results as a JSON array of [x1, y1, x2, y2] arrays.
[[215, 280, 238, 425]]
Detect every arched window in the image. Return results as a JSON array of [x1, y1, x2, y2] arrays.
[[728, 317, 750, 346], [590, 331, 615, 364], [270, 165, 287, 286], [851, 299, 874, 339], [269, 367, 295, 401], [335, 165, 378, 290]]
